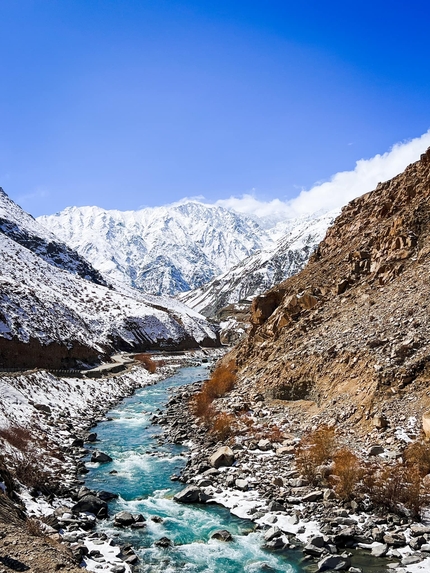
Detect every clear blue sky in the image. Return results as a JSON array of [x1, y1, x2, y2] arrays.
[[1, 0, 429, 216]]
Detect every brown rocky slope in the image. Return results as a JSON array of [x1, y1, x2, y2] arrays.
[[226, 147, 430, 433]]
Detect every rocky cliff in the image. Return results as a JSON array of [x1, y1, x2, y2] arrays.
[[228, 147, 430, 430]]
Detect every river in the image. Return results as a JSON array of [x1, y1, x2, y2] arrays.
[[84, 364, 305, 573]]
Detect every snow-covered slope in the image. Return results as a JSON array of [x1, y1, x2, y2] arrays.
[[179, 210, 339, 318], [0, 188, 108, 286], [38, 202, 273, 295], [0, 192, 218, 368]]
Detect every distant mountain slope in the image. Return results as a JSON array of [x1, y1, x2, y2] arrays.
[[0, 188, 107, 286], [180, 210, 337, 318], [38, 202, 273, 295], [0, 191, 218, 368]]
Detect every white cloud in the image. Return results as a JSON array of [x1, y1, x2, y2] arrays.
[[214, 130, 430, 220]]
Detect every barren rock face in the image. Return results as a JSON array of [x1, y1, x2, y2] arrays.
[[228, 147, 430, 430]]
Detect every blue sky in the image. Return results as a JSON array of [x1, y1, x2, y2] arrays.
[[1, 0, 429, 216]]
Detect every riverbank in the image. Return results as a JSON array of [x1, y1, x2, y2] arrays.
[[0, 349, 224, 572], [157, 379, 430, 573]]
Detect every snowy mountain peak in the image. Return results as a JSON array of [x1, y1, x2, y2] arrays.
[[38, 201, 273, 295]]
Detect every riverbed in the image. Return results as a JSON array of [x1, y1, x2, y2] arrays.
[[84, 364, 305, 573]]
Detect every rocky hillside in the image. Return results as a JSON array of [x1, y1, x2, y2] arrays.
[[38, 202, 274, 295], [0, 191, 218, 368], [227, 147, 430, 430]]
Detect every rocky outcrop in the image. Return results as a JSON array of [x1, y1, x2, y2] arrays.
[[227, 147, 430, 428]]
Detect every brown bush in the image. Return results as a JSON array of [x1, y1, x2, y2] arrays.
[[330, 448, 363, 500], [362, 461, 428, 517], [404, 441, 430, 477], [190, 392, 216, 423], [295, 425, 338, 485], [135, 353, 157, 373], [264, 424, 284, 442], [204, 362, 237, 399], [210, 413, 238, 441], [0, 426, 32, 452], [189, 360, 237, 422], [25, 517, 46, 537]]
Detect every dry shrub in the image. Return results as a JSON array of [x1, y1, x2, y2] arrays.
[[135, 353, 157, 373], [0, 426, 59, 494], [211, 413, 238, 441], [189, 361, 237, 423], [190, 392, 216, 424], [330, 448, 363, 500], [295, 425, 338, 485], [204, 362, 237, 399], [404, 441, 430, 477], [0, 426, 32, 452], [264, 424, 284, 442], [362, 462, 427, 517], [25, 517, 46, 537]]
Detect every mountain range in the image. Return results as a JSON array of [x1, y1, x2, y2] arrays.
[[0, 188, 218, 368]]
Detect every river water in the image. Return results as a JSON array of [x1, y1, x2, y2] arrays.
[[84, 365, 304, 573]]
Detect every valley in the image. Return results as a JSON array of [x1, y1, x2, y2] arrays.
[[1, 151, 430, 573]]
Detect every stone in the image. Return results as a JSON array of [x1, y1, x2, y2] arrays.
[[371, 544, 388, 557], [401, 554, 423, 565], [209, 446, 235, 468], [91, 450, 113, 463], [302, 490, 323, 502], [267, 500, 285, 512], [264, 526, 281, 542], [383, 532, 406, 547], [310, 536, 325, 548], [304, 544, 324, 557], [410, 524, 430, 536], [367, 445, 384, 456], [317, 554, 351, 571], [72, 495, 108, 518], [258, 439, 272, 451], [173, 485, 201, 503], [264, 537, 286, 550], [210, 529, 233, 542], [124, 554, 139, 564], [87, 432, 97, 442], [373, 415, 388, 428], [154, 537, 173, 548], [34, 403, 51, 414], [114, 511, 135, 527], [235, 479, 249, 491], [97, 490, 118, 501]]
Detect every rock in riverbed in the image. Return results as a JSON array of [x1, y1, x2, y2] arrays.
[[91, 450, 113, 463]]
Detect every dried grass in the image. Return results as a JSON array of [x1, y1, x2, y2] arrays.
[[135, 353, 157, 373]]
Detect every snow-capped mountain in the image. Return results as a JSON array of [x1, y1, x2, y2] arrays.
[[0, 190, 218, 368], [0, 188, 107, 286], [38, 202, 273, 295], [179, 210, 339, 318]]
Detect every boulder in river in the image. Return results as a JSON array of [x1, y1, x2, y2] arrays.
[[211, 530, 233, 542], [114, 511, 135, 527], [173, 485, 209, 504], [209, 446, 235, 468], [91, 450, 113, 463], [154, 537, 173, 548], [317, 554, 351, 571]]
